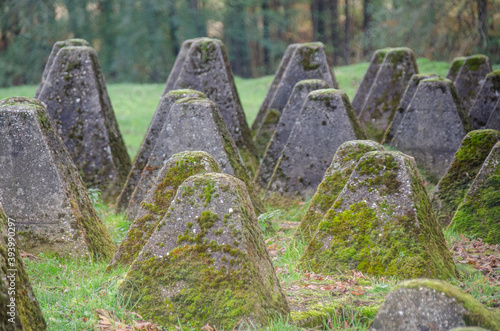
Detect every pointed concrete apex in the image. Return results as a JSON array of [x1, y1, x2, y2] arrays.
[[252, 42, 338, 153], [469, 69, 500, 129], [267, 89, 366, 197], [450, 141, 500, 244], [35, 38, 90, 98], [108, 151, 221, 270], [358, 47, 419, 142], [118, 173, 289, 329], [0, 99, 116, 259], [256, 79, 330, 188], [433, 129, 500, 225], [37, 46, 131, 202], [115, 89, 206, 213], [392, 77, 473, 180], [296, 140, 384, 242], [300, 151, 456, 279], [164, 38, 258, 173], [384, 73, 438, 143]]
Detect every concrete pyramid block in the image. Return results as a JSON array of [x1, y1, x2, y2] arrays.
[[108, 151, 221, 269], [432, 129, 500, 225], [115, 89, 206, 213], [0, 98, 116, 259], [448, 55, 492, 112], [469, 69, 500, 129], [34, 38, 90, 98], [300, 151, 456, 279], [255, 79, 330, 188], [162, 38, 201, 94], [370, 279, 500, 331], [384, 73, 438, 143], [252, 42, 338, 154], [37, 46, 131, 202], [392, 77, 474, 180], [296, 140, 384, 242], [163, 38, 258, 173], [358, 47, 419, 142], [117, 173, 289, 329], [267, 89, 366, 197], [351, 48, 391, 114], [486, 102, 500, 130], [450, 141, 500, 244], [127, 97, 263, 219], [0, 203, 47, 331]]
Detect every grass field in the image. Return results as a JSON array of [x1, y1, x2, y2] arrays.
[[2, 58, 500, 330]]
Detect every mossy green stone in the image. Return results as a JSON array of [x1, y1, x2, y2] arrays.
[[447, 57, 467, 81], [300, 151, 456, 279], [449, 141, 500, 244], [296, 140, 384, 242], [118, 173, 289, 329], [108, 151, 221, 270], [433, 129, 500, 225]]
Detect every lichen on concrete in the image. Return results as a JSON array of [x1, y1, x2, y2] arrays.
[[117, 173, 289, 329], [433, 129, 500, 225], [299, 151, 456, 279], [108, 151, 221, 270], [295, 140, 384, 242]]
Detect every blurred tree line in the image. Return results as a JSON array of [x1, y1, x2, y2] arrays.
[[0, 0, 498, 86]]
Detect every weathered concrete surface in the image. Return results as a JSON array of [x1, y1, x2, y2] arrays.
[[163, 38, 258, 173], [391, 77, 474, 181], [384, 73, 438, 143], [162, 38, 202, 95], [358, 47, 419, 142], [252, 43, 338, 154], [432, 130, 500, 225], [295, 140, 384, 242], [449, 55, 492, 112], [115, 89, 206, 213], [450, 142, 500, 244], [118, 173, 289, 329], [351, 48, 391, 115], [37, 46, 131, 202], [255, 79, 330, 188], [300, 151, 456, 279], [127, 97, 263, 219], [486, 102, 500, 130], [0, 98, 116, 259], [266, 89, 366, 198], [370, 279, 500, 331], [469, 70, 500, 129], [0, 203, 47, 331], [35, 38, 90, 98], [108, 151, 221, 270]]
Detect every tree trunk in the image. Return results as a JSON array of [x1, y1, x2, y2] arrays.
[[343, 0, 350, 64], [329, 0, 339, 64], [168, 1, 180, 56], [476, 0, 488, 49], [311, 0, 319, 40], [188, 0, 206, 37], [363, 0, 371, 56], [262, 0, 272, 74]]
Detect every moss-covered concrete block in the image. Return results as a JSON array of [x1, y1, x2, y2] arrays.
[[34, 38, 90, 98], [255, 79, 330, 188], [449, 141, 500, 244], [448, 55, 492, 112], [432, 129, 500, 225], [370, 279, 500, 331], [469, 70, 500, 129], [115, 89, 206, 213], [129, 97, 264, 219], [392, 77, 474, 181], [0, 98, 116, 259], [267, 89, 366, 198], [300, 151, 456, 279], [252, 42, 338, 153], [296, 140, 384, 242], [117, 173, 289, 329], [358, 47, 419, 142], [37, 46, 131, 202], [384, 73, 438, 143], [109, 151, 221, 270], [163, 38, 258, 174], [352, 48, 391, 115], [0, 203, 47, 331]]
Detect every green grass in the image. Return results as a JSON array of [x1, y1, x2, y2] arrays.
[[3, 58, 500, 330]]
